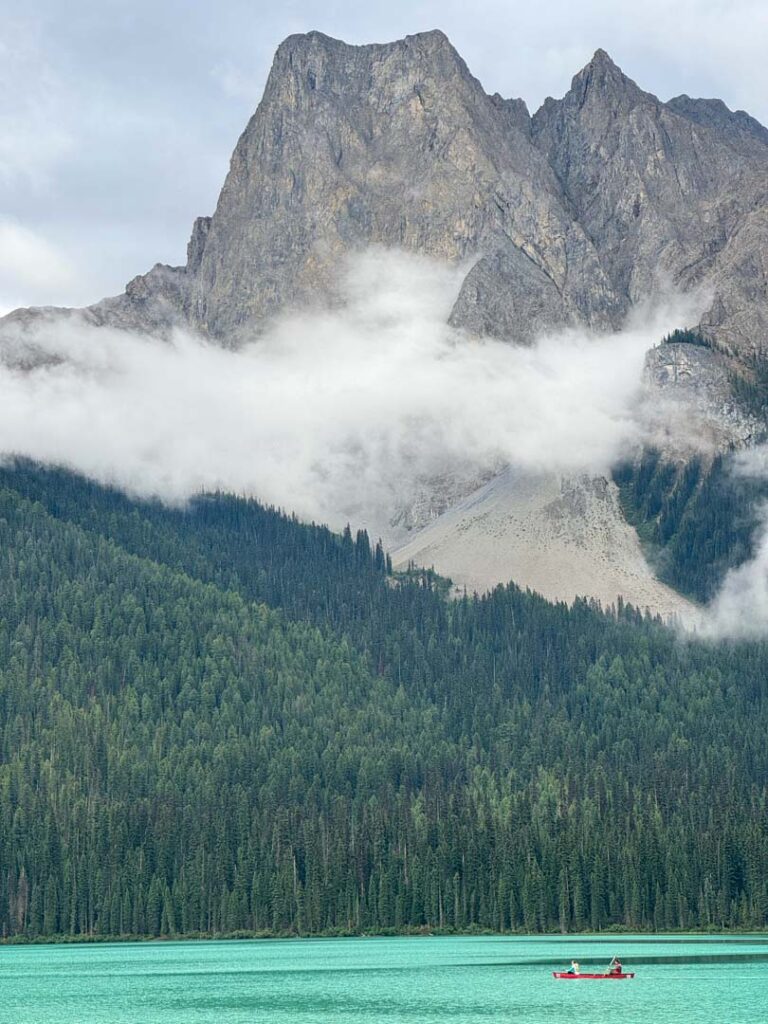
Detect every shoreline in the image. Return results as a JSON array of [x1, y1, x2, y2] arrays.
[[4, 926, 768, 947]]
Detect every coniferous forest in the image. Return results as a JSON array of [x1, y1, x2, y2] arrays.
[[614, 450, 768, 601], [0, 462, 767, 941]]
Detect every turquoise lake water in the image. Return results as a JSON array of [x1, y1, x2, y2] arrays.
[[1, 934, 766, 1023]]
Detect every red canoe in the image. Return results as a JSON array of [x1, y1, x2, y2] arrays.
[[553, 972, 635, 980]]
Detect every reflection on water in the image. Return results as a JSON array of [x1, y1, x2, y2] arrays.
[[1, 935, 765, 1024]]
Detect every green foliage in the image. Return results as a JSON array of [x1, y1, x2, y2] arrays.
[[615, 451, 768, 602], [729, 352, 768, 418], [0, 463, 767, 939], [660, 328, 712, 348]]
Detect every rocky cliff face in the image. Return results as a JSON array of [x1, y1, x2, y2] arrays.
[[643, 342, 763, 453], [531, 50, 768, 355], [6, 30, 766, 357], [187, 31, 618, 342]]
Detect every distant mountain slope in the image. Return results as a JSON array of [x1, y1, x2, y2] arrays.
[[392, 467, 694, 618]]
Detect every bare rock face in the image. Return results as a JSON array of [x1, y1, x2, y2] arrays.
[[643, 342, 763, 453], [186, 30, 615, 341], [0, 264, 191, 344], [530, 50, 768, 354], [3, 31, 768, 359], [666, 95, 768, 158], [448, 248, 572, 343]]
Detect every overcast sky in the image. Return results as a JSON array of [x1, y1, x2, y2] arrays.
[[2, 0, 767, 314]]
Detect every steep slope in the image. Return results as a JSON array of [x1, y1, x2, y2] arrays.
[[392, 467, 695, 619], [531, 50, 768, 354], [643, 338, 763, 452], [615, 448, 768, 603], [187, 30, 614, 341], [5, 32, 767, 353]]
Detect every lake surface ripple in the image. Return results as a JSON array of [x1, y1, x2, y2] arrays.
[[2, 934, 766, 1023]]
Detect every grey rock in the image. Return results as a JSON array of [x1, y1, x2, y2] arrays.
[[388, 465, 497, 535], [2, 32, 768, 361], [489, 93, 531, 136], [1, 264, 190, 342], [186, 217, 212, 274], [667, 95, 768, 157], [448, 248, 572, 343], [187, 30, 613, 340], [94, 263, 190, 335], [643, 342, 764, 452], [531, 49, 768, 353]]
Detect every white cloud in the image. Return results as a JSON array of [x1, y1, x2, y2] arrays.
[[0, 248, 693, 534], [699, 511, 768, 640], [4, 245, 767, 635]]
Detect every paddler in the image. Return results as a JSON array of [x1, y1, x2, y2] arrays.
[[566, 960, 580, 974], [606, 956, 623, 975]]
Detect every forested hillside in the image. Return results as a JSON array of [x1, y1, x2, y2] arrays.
[[0, 463, 767, 940], [615, 450, 768, 601]]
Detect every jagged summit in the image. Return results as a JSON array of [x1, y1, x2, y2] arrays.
[[261, 26, 476, 112], [489, 93, 531, 134], [266, 28, 471, 98], [532, 48, 641, 120], [577, 46, 630, 81], [186, 25, 610, 341], [277, 27, 455, 54], [590, 46, 614, 65], [540, 46, 650, 121], [2, 30, 767, 353]]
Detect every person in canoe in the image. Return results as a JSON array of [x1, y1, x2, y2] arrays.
[[566, 960, 580, 975], [606, 956, 623, 975]]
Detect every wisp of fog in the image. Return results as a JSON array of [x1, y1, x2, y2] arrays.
[[0, 250, 673, 518], [0, 248, 763, 637], [695, 447, 768, 641]]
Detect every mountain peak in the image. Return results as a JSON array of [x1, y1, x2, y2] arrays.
[[274, 27, 459, 63], [667, 93, 768, 151], [571, 47, 640, 98], [590, 47, 617, 68], [264, 28, 470, 106], [404, 28, 455, 49], [6, 30, 768, 363]]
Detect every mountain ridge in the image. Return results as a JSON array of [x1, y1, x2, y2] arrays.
[[4, 31, 767, 355]]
